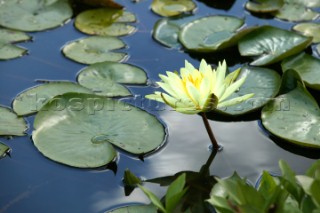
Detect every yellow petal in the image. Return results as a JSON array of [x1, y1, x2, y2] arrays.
[[219, 76, 246, 102], [214, 60, 227, 93], [186, 81, 201, 106], [224, 68, 241, 86], [176, 107, 201, 114], [218, 93, 254, 108]]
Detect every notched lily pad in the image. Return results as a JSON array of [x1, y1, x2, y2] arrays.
[[282, 53, 320, 90], [179, 15, 254, 52], [275, 0, 320, 22], [75, 8, 136, 36], [238, 26, 312, 66], [13, 82, 93, 116], [293, 23, 320, 43], [215, 66, 281, 116], [0, 0, 73, 32], [62, 36, 127, 64], [262, 83, 320, 149], [153, 15, 198, 49], [245, 0, 284, 13], [32, 93, 166, 168], [0, 28, 31, 60], [151, 0, 196, 17], [77, 62, 147, 97], [0, 106, 27, 136], [0, 142, 11, 159]]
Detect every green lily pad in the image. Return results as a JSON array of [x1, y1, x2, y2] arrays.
[[77, 62, 147, 97], [275, 0, 320, 22], [245, 0, 284, 13], [153, 16, 198, 49], [0, 142, 11, 159], [75, 8, 136, 36], [0, 106, 27, 136], [107, 204, 157, 213], [13, 82, 93, 116], [215, 66, 281, 116], [32, 93, 166, 168], [151, 0, 196, 17], [282, 53, 320, 90], [0, 0, 72, 32], [62, 36, 127, 64], [238, 26, 312, 66], [179, 16, 254, 52], [293, 23, 320, 43], [262, 83, 320, 149], [0, 28, 31, 60]]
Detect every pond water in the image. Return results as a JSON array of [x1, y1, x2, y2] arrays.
[[0, 0, 319, 212]]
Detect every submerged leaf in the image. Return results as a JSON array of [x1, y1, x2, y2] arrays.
[[75, 8, 136, 36], [62, 36, 127, 64], [77, 62, 147, 97], [0, 28, 31, 60], [13, 82, 93, 116], [151, 0, 196, 17], [0, 106, 27, 136], [238, 26, 312, 66], [0, 0, 72, 32], [32, 93, 166, 168], [107, 204, 157, 213]]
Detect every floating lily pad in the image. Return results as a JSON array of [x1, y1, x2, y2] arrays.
[[13, 82, 93, 116], [238, 26, 312, 66], [62, 36, 127, 64], [275, 0, 320, 22], [75, 8, 136, 36], [0, 142, 11, 159], [151, 0, 196, 17], [108, 204, 157, 213], [0, 0, 72, 32], [0, 106, 27, 136], [215, 66, 281, 116], [293, 23, 320, 43], [0, 29, 31, 60], [282, 53, 320, 90], [262, 83, 320, 149], [77, 62, 147, 97], [153, 16, 198, 49], [179, 16, 253, 52], [32, 93, 166, 168], [245, 0, 284, 13], [74, 0, 124, 8]]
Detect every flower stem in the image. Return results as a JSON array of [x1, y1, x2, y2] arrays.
[[201, 112, 219, 151]]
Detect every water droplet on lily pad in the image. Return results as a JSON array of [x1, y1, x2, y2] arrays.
[[62, 36, 127, 64], [0, 0, 72, 32], [32, 93, 166, 168], [75, 8, 136, 36]]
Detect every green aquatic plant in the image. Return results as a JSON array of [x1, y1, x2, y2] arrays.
[[146, 59, 253, 150]]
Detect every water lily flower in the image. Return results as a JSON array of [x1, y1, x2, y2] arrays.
[[146, 59, 254, 114], [146, 59, 254, 151]]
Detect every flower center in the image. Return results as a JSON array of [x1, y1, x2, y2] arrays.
[[183, 71, 203, 89]]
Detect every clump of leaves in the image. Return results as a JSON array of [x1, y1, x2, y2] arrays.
[[207, 159, 320, 213], [139, 173, 188, 213]]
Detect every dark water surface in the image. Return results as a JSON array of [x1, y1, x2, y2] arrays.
[[0, 0, 319, 212]]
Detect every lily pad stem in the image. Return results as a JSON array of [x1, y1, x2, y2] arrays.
[[201, 112, 220, 151]]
